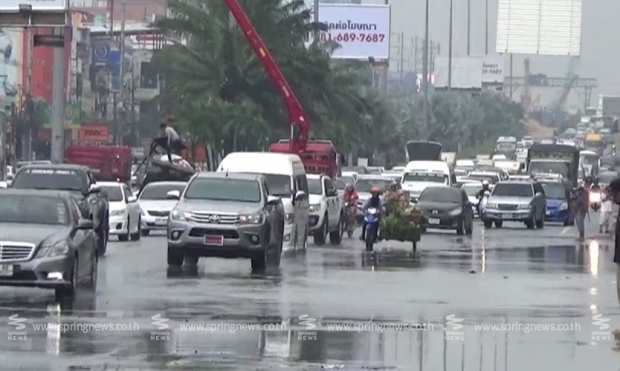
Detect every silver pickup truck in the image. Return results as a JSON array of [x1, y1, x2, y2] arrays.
[[167, 172, 285, 271]]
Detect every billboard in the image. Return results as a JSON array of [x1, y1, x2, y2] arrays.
[[90, 39, 121, 93], [434, 57, 482, 90], [482, 55, 504, 84], [0, 0, 68, 11], [0, 28, 22, 110], [318, 4, 391, 60], [496, 0, 582, 55]]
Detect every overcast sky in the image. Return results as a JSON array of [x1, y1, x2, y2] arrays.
[[307, 0, 620, 109]]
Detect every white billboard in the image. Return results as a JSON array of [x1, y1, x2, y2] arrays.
[[318, 4, 391, 60], [0, 0, 68, 11], [434, 57, 482, 89], [496, 0, 582, 55], [482, 55, 504, 84]]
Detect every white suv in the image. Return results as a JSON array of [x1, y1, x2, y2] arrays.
[[307, 174, 344, 245]]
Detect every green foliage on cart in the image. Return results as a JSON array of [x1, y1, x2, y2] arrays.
[[381, 198, 423, 242]]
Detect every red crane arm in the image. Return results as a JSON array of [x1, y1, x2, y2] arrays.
[[223, 0, 310, 154]]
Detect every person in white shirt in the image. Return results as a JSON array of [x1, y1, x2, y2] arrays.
[[600, 189, 614, 233], [155, 122, 186, 162]]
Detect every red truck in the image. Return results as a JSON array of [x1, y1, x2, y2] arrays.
[[65, 145, 132, 182]]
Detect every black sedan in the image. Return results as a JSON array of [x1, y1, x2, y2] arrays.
[[0, 190, 98, 297], [416, 186, 474, 235]]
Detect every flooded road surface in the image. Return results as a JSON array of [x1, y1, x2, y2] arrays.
[[0, 218, 618, 370]]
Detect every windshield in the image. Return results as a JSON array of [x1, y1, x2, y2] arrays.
[[402, 172, 448, 184], [334, 178, 348, 190], [580, 154, 598, 166], [355, 178, 393, 193], [308, 178, 323, 195], [13, 168, 86, 191], [497, 142, 516, 151], [462, 185, 482, 197], [529, 161, 570, 178], [0, 195, 69, 225], [419, 188, 461, 203], [541, 183, 566, 199], [184, 178, 261, 202], [101, 185, 124, 202], [467, 174, 500, 184], [140, 183, 186, 200], [263, 174, 292, 197], [492, 183, 533, 197]]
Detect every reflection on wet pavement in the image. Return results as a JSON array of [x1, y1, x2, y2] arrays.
[[0, 220, 619, 370]]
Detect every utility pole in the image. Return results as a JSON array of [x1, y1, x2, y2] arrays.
[[118, 0, 126, 146], [50, 28, 66, 164], [23, 26, 34, 161], [467, 0, 471, 55], [448, 0, 453, 89], [422, 0, 429, 123], [314, 0, 319, 24], [399, 32, 404, 82], [485, 0, 489, 54]]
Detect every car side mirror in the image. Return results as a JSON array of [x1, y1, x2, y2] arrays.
[[167, 190, 180, 200], [77, 219, 94, 230], [126, 195, 137, 203], [294, 190, 307, 203], [326, 189, 337, 197], [266, 195, 280, 206], [535, 192, 543, 197], [89, 184, 101, 194]]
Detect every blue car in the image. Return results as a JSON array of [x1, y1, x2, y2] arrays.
[[541, 181, 571, 225]]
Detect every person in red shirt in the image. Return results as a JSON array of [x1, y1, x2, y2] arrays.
[[343, 184, 358, 204], [343, 184, 359, 236]]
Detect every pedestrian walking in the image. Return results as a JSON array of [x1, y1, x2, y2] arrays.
[[573, 181, 589, 242], [600, 188, 614, 234]]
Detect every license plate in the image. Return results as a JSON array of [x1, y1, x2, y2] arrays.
[[428, 218, 440, 225], [0, 264, 13, 277], [204, 235, 224, 246], [546, 210, 551, 216], [156, 217, 168, 225]]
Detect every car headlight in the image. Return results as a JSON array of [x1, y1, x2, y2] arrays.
[[110, 209, 125, 216], [170, 209, 188, 221], [285, 213, 294, 224], [47, 241, 70, 257], [239, 213, 264, 225], [309, 204, 321, 213], [518, 204, 531, 209], [559, 202, 568, 210], [448, 208, 461, 216]]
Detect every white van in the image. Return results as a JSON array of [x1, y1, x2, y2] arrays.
[[217, 152, 309, 253], [401, 161, 451, 201]]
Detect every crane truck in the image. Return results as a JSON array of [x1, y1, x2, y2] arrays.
[[224, 0, 340, 178]]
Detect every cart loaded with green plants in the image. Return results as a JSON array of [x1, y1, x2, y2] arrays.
[[377, 197, 423, 253]]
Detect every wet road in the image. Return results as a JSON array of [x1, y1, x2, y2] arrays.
[[1, 216, 619, 370]]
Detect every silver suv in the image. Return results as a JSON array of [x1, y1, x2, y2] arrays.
[[167, 172, 285, 271], [483, 180, 546, 229]]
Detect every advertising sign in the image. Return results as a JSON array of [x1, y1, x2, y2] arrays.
[[90, 40, 121, 93], [434, 57, 482, 89], [482, 55, 504, 84], [496, 0, 582, 55], [78, 125, 108, 142], [0, 0, 68, 11], [317, 4, 391, 60]]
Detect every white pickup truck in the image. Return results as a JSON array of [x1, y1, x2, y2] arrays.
[[307, 174, 344, 245]]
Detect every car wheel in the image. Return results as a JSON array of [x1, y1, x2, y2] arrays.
[[465, 217, 473, 235], [313, 215, 327, 245], [563, 218, 570, 226], [97, 229, 107, 257], [56, 255, 78, 298], [119, 217, 130, 241], [85, 254, 98, 290], [251, 235, 269, 271], [456, 219, 464, 235], [483, 219, 493, 229], [141, 228, 150, 236], [130, 216, 141, 241], [494, 221, 503, 228], [167, 246, 183, 267], [329, 213, 344, 245], [269, 224, 282, 267]]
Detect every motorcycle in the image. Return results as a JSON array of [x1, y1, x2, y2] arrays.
[[345, 201, 357, 238], [364, 207, 381, 252], [590, 188, 602, 211]]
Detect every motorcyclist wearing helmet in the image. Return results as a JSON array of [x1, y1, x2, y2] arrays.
[[360, 187, 384, 241], [343, 183, 359, 206], [477, 180, 491, 200]]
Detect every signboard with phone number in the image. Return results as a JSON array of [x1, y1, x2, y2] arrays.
[[318, 4, 391, 60]]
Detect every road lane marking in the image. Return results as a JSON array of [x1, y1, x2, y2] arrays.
[[560, 227, 571, 236]]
